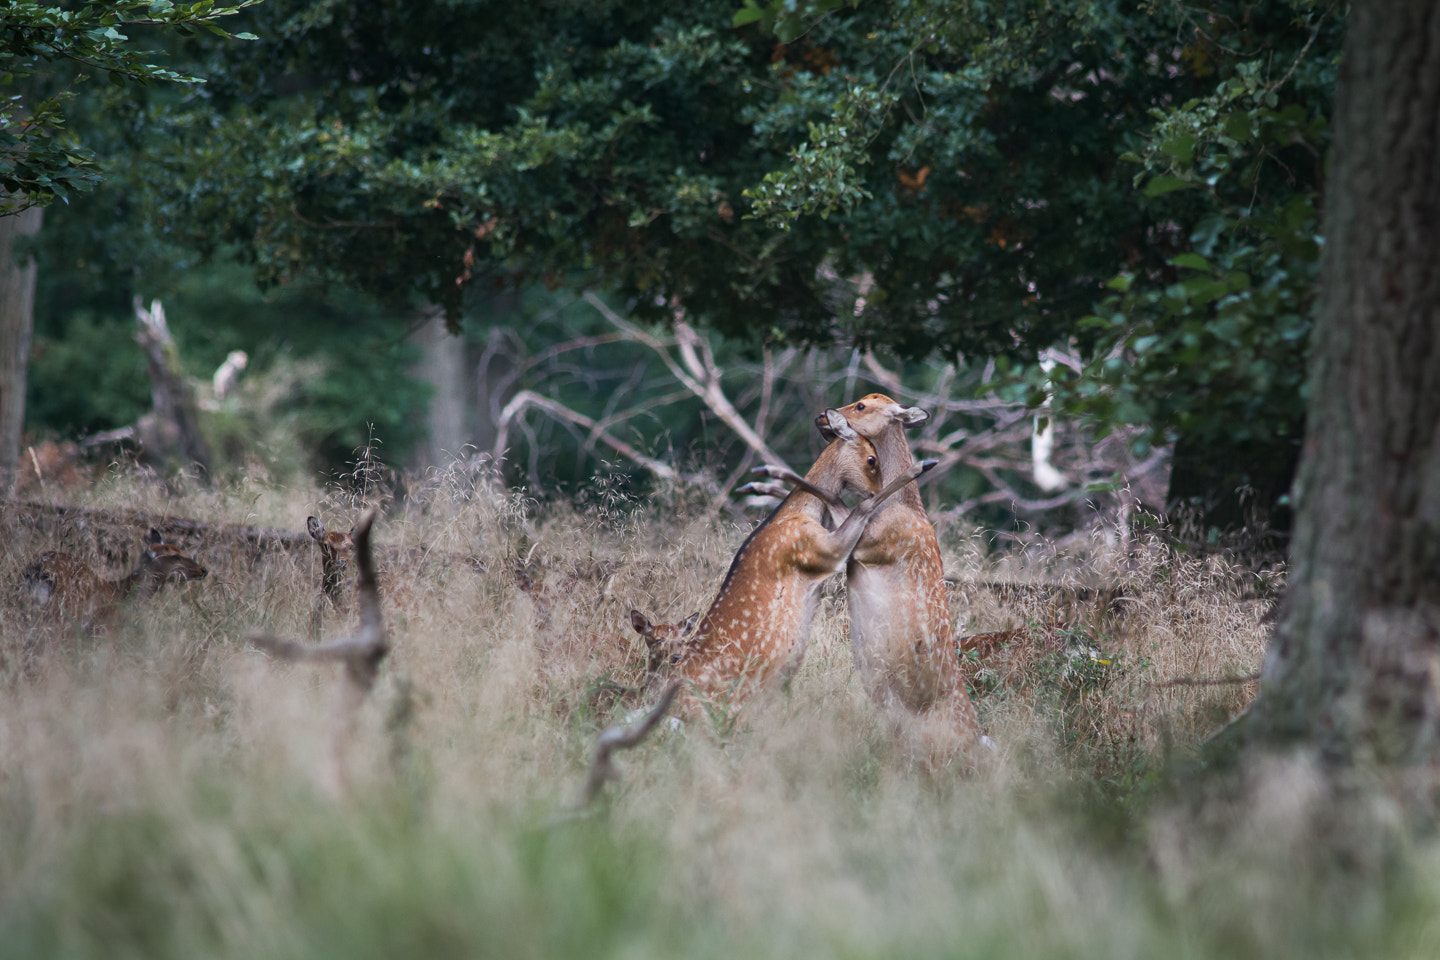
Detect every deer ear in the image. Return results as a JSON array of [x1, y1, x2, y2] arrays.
[[306, 516, 324, 541], [814, 410, 838, 441], [823, 408, 858, 442], [895, 404, 930, 427], [146, 528, 164, 547], [681, 612, 700, 635], [630, 609, 654, 639]]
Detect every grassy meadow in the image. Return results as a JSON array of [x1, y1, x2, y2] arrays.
[[1, 467, 1436, 959]]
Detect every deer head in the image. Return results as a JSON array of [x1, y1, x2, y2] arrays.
[[630, 609, 701, 674], [308, 516, 355, 603], [814, 393, 929, 441], [130, 528, 207, 599]]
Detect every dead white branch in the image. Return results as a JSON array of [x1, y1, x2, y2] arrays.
[[583, 291, 790, 471], [493, 389, 713, 487]]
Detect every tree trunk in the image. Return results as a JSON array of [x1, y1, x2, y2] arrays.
[[412, 304, 469, 470], [0, 201, 43, 496], [133, 298, 213, 478], [1237, 2, 1440, 764]]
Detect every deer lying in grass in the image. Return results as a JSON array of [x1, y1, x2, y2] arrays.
[[21, 528, 208, 634], [666, 409, 935, 711], [793, 393, 990, 759], [632, 609, 701, 674]]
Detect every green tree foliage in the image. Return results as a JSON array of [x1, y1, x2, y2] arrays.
[[0, 0, 260, 213], [26, 0, 1342, 515], [144, 1, 1247, 358], [1032, 5, 1339, 526], [734, 0, 1338, 527]]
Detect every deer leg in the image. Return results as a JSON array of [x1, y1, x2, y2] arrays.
[[746, 465, 848, 512], [827, 459, 936, 549]]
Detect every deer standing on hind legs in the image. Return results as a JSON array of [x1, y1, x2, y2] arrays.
[[664, 409, 935, 715], [21, 528, 208, 636], [806, 393, 991, 764]]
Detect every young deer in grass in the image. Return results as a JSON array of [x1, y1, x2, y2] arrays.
[[21, 528, 208, 633], [809, 394, 988, 754], [307, 516, 355, 608], [631, 609, 701, 675], [251, 510, 390, 797], [668, 409, 935, 708], [307, 514, 422, 629], [538, 609, 699, 721]]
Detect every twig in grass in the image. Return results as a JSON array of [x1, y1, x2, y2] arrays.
[[580, 680, 681, 808], [1148, 672, 1261, 690], [250, 509, 390, 795]]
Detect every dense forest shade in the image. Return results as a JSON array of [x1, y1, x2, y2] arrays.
[[14, 0, 1339, 524]]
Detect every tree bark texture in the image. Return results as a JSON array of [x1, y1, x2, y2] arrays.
[[0, 202, 43, 496], [1243, 2, 1440, 763], [413, 304, 468, 469]]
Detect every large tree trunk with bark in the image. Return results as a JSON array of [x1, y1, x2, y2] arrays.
[[1237, 2, 1440, 764], [0, 201, 43, 496]]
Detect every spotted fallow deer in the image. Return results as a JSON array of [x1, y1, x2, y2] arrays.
[[21, 528, 208, 633], [307, 516, 355, 608], [667, 409, 935, 708], [812, 393, 986, 750]]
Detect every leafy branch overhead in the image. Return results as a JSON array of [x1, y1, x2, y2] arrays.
[[0, 0, 261, 213], [1036, 20, 1333, 462], [150, 0, 1299, 362]]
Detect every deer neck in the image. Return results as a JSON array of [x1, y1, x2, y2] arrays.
[[875, 423, 924, 511], [114, 560, 160, 604]]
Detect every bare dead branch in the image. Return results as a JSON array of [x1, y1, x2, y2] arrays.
[[248, 509, 389, 794], [492, 390, 712, 487], [580, 680, 681, 807], [1148, 673, 1262, 690], [583, 291, 790, 470]]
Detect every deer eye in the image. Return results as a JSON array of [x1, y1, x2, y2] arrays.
[[855, 402, 865, 411], [867, 456, 877, 467]]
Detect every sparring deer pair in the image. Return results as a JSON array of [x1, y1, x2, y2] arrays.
[[646, 395, 987, 760], [640, 406, 948, 707]]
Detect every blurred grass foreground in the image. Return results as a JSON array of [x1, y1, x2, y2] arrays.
[[1, 468, 1435, 960]]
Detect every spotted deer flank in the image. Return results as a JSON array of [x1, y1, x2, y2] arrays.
[[669, 408, 935, 709], [21, 528, 208, 633], [817, 393, 988, 753]]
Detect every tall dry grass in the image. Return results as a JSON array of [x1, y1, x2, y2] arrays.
[[1, 467, 1436, 959]]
